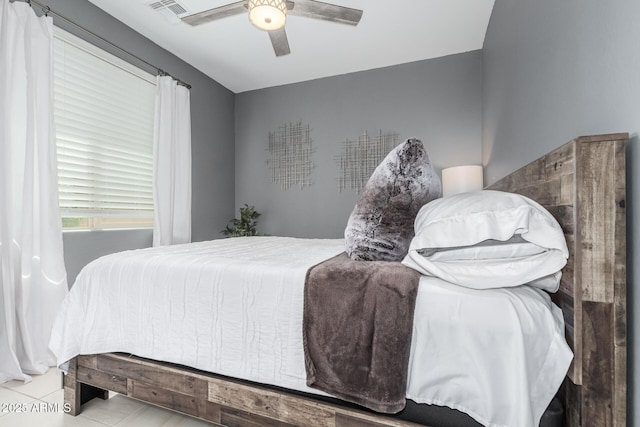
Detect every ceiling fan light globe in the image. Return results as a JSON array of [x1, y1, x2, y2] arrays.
[[248, 0, 287, 31]]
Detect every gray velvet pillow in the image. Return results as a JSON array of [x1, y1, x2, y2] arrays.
[[344, 138, 441, 261]]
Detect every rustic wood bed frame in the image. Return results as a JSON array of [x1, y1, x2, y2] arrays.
[[62, 133, 628, 427]]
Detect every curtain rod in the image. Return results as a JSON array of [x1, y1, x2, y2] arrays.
[[21, 0, 192, 89]]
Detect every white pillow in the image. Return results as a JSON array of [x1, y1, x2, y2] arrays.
[[402, 190, 569, 291]]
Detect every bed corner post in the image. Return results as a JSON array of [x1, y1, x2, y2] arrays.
[[63, 356, 110, 416], [570, 133, 628, 427], [63, 357, 82, 415]]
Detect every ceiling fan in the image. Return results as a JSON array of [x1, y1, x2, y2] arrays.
[[181, 0, 363, 57]]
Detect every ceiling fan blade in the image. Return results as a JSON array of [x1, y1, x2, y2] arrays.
[[288, 0, 363, 26], [268, 28, 291, 56], [182, 1, 247, 26]]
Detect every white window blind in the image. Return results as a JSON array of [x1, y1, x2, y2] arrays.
[[53, 28, 156, 229]]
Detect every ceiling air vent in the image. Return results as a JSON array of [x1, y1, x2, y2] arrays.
[[146, 0, 189, 23]]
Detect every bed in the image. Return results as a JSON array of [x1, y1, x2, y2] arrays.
[[51, 133, 627, 427]]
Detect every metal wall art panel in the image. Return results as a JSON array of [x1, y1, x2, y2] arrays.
[[266, 121, 314, 190], [335, 130, 399, 192]]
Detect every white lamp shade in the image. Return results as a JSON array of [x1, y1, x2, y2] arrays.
[[248, 0, 287, 31], [442, 165, 484, 197]]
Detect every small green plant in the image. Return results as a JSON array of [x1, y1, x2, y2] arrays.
[[221, 204, 262, 237]]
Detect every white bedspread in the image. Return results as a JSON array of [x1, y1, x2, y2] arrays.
[[49, 236, 572, 427]]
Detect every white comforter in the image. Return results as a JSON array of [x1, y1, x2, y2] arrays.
[[49, 236, 572, 427]]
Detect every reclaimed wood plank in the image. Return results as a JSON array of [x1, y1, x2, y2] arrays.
[[129, 379, 219, 423], [560, 173, 574, 205], [563, 379, 581, 427], [543, 141, 575, 178], [559, 233, 575, 299], [581, 301, 613, 426], [612, 138, 627, 427], [77, 366, 127, 395], [573, 133, 628, 143], [559, 254, 574, 295], [614, 343, 627, 427], [491, 178, 565, 206], [77, 354, 98, 370], [576, 141, 616, 303], [63, 358, 81, 416], [97, 353, 200, 395], [547, 205, 575, 234], [208, 370, 422, 426], [208, 376, 336, 427]]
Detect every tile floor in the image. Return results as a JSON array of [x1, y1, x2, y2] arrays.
[[0, 368, 211, 426]]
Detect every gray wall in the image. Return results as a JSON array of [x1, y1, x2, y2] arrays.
[[482, 0, 639, 423], [235, 51, 483, 238], [44, 0, 236, 284]]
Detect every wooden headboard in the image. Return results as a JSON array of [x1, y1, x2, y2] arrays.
[[488, 133, 627, 427]]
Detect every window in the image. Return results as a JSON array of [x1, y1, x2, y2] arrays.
[[53, 28, 156, 230]]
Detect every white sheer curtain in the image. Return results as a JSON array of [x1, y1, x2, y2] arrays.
[[153, 75, 192, 246], [0, 0, 68, 383]]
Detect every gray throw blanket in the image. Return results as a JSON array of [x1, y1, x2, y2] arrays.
[[303, 252, 421, 413]]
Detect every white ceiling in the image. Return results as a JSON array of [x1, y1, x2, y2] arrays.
[[87, 0, 495, 93]]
